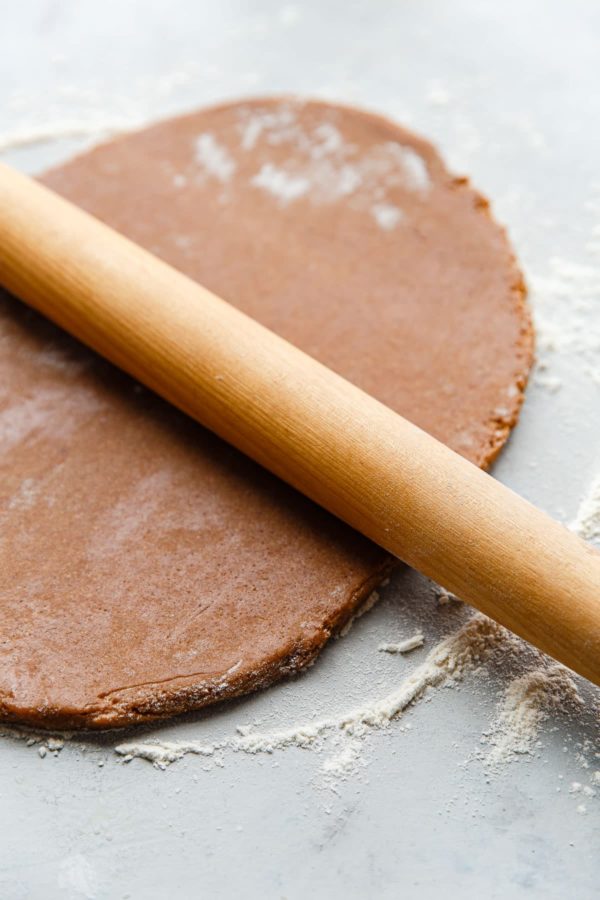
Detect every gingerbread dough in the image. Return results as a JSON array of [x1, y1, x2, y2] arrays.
[[0, 99, 533, 729]]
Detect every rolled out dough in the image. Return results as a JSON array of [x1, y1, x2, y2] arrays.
[[0, 98, 533, 729]]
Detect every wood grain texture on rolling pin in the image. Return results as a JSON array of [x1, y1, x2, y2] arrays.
[[0, 161, 598, 685]]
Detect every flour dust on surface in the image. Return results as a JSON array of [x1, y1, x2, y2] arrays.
[[0, 58, 599, 805], [2, 478, 598, 802]]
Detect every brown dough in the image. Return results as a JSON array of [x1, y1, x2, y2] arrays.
[[0, 99, 533, 729]]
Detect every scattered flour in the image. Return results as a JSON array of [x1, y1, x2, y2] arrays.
[[319, 735, 364, 781], [0, 60, 216, 156], [1, 89, 598, 794], [378, 632, 424, 654], [569, 781, 597, 798], [237, 102, 430, 224], [1, 99, 432, 228], [251, 163, 310, 204], [0, 724, 68, 758], [194, 133, 236, 183], [530, 254, 600, 387], [383, 142, 431, 193], [0, 91, 430, 238], [470, 491, 600, 777], [482, 665, 582, 768], [338, 590, 380, 637], [0, 117, 133, 154], [371, 202, 404, 231], [532, 369, 562, 393], [111, 488, 600, 776], [435, 586, 461, 605], [114, 614, 512, 769], [113, 738, 218, 767], [7, 477, 40, 511], [570, 473, 600, 544], [0, 384, 104, 454]]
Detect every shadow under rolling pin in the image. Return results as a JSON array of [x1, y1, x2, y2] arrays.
[[0, 161, 598, 686]]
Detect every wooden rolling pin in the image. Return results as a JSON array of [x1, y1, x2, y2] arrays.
[[0, 161, 599, 685]]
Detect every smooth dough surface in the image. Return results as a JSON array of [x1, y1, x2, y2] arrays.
[[0, 99, 533, 729]]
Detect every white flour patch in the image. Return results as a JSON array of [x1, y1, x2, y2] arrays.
[[371, 202, 404, 230], [383, 142, 431, 193], [472, 491, 600, 774], [319, 735, 364, 782], [481, 666, 582, 768], [379, 632, 424, 654], [0, 724, 69, 757], [338, 590, 380, 637], [238, 105, 297, 151], [115, 738, 218, 767], [194, 132, 236, 182], [570, 473, 600, 544], [530, 254, 600, 386], [7, 477, 41, 511], [251, 163, 310, 203], [0, 384, 104, 454]]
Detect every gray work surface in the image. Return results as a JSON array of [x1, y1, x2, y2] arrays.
[[1, 2, 599, 898]]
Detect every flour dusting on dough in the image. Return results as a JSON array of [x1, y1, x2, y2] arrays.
[[383, 141, 431, 192], [195, 132, 236, 182], [371, 203, 404, 230], [237, 102, 430, 217], [7, 478, 41, 511], [1, 95, 598, 795], [0, 384, 104, 453], [251, 163, 310, 203]]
